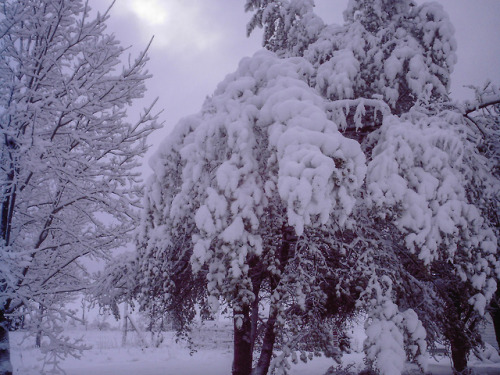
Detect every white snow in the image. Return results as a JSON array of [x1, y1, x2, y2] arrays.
[[220, 216, 245, 243], [10, 322, 500, 375], [366, 113, 499, 306]]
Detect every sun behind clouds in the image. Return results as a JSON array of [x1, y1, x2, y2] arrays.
[[130, 0, 167, 25], [124, 0, 221, 52]]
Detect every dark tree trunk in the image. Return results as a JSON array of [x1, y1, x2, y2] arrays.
[[250, 225, 295, 375], [0, 158, 16, 375], [0, 308, 13, 375], [252, 308, 278, 375], [249, 277, 261, 354], [450, 340, 469, 374], [233, 305, 253, 375], [0, 153, 16, 248], [492, 310, 500, 351], [490, 287, 500, 351]]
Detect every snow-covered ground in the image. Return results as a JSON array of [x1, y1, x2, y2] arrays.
[[10, 321, 500, 374]]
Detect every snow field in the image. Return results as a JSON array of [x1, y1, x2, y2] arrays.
[[10, 320, 500, 374]]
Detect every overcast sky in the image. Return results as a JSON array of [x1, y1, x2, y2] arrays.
[[90, 0, 500, 174]]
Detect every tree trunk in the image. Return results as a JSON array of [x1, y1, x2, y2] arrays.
[[0, 152, 17, 250], [0, 147, 16, 375], [127, 313, 147, 348], [450, 340, 469, 374], [250, 225, 294, 375], [35, 305, 44, 348], [252, 308, 278, 375], [81, 299, 87, 330], [232, 306, 253, 375], [492, 310, 500, 351], [490, 287, 500, 351], [249, 264, 262, 355], [0, 308, 13, 375]]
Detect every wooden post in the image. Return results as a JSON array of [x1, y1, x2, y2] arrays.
[[123, 306, 148, 348], [121, 303, 129, 347]]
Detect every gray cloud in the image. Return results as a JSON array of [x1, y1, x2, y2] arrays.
[[91, 0, 500, 175]]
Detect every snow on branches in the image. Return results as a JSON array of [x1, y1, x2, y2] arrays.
[[245, 0, 324, 57], [0, 0, 159, 370], [143, 49, 365, 307], [248, 0, 457, 115], [315, 0, 456, 114], [138, 1, 498, 374], [366, 112, 498, 314], [139, 50, 366, 375], [362, 276, 427, 375]]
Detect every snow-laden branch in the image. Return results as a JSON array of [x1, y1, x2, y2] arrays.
[[325, 98, 392, 131], [461, 90, 500, 136], [463, 93, 500, 115]]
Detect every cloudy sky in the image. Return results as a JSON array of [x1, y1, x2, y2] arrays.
[[90, 0, 500, 174]]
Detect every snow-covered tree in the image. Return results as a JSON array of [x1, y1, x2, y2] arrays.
[[362, 83, 500, 373], [137, 52, 443, 375], [245, 0, 324, 57], [138, 50, 368, 375], [0, 1, 158, 373], [248, 0, 457, 116], [91, 252, 138, 320], [365, 109, 498, 372], [461, 81, 500, 355], [137, 1, 497, 374], [244, 1, 499, 373], [462, 82, 500, 229]]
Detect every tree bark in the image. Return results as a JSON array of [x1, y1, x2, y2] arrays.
[[127, 313, 147, 348], [232, 305, 253, 375], [490, 287, 500, 351], [35, 305, 45, 348], [249, 287, 260, 355], [0, 179, 15, 375], [0, 142, 17, 375], [450, 340, 469, 374], [492, 311, 500, 351], [0, 308, 13, 375], [0, 139, 17, 249], [250, 225, 295, 375], [252, 308, 278, 375], [81, 299, 87, 330], [249, 261, 262, 355]]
